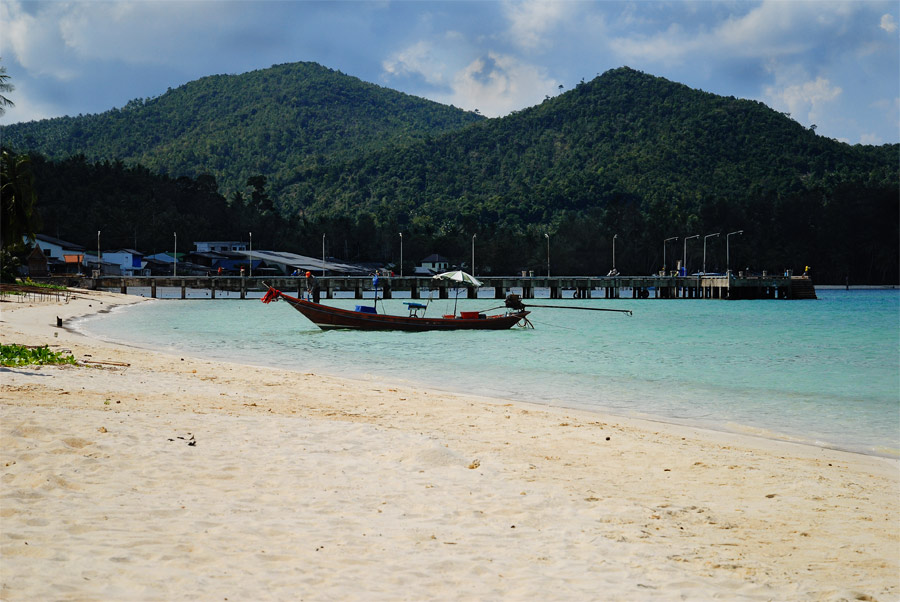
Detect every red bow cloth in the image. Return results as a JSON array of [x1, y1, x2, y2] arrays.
[[261, 288, 281, 304]]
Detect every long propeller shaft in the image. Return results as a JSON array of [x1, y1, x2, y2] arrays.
[[524, 304, 633, 316]]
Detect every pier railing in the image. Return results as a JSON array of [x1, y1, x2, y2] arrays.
[[41, 274, 815, 300]]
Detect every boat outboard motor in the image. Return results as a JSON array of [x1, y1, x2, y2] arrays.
[[505, 293, 526, 312]]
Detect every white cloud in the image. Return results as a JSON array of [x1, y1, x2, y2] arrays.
[[880, 13, 897, 33], [382, 40, 445, 86], [384, 33, 556, 117], [765, 76, 842, 126], [438, 52, 557, 117], [611, 1, 822, 66], [713, 1, 820, 56], [0, 80, 58, 123], [2, 0, 79, 80], [501, 0, 571, 51], [381, 21, 555, 115], [611, 23, 694, 66], [2, 1, 244, 79], [54, 2, 228, 66], [878, 96, 900, 140], [859, 132, 882, 145]]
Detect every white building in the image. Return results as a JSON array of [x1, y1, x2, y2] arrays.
[[102, 249, 148, 276], [25, 234, 85, 263], [23, 234, 87, 274], [194, 241, 248, 253], [418, 254, 450, 274]]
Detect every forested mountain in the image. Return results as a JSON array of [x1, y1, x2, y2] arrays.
[[2, 64, 897, 283], [1, 62, 484, 195], [275, 67, 898, 282]]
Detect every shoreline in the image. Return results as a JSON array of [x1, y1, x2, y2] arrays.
[[2, 289, 898, 600], [74, 293, 898, 460]]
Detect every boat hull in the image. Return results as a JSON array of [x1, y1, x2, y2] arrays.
[[280, 295, 528, 331]]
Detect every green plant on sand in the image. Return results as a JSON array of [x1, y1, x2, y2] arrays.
[[0, 343, 77, 366]]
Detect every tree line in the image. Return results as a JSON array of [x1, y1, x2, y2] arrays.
[[2, 148, 894, 284]]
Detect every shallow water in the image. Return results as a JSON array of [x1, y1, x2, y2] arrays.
[[75, 289, 899, 456]]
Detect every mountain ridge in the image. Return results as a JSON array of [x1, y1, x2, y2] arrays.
[[1, 61, 485, 195]]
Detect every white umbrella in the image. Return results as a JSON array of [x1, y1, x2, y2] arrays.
[[432, 270, 483, 287], [433, 270, 482, 317]]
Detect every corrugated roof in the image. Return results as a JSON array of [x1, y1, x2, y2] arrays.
[[235, 250, 368, 275], [32, 234, 85, 251]]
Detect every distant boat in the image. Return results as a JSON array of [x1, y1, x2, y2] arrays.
[[261, 287, 530, 332]]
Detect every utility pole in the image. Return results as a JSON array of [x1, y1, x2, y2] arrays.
[[612, 234, 618, 273], [544, 233, 550, 277], [683, 235, 698, 275], [703, 232, 720, 275], [663, 236, 678, 274], [726, 230, 743, 274]]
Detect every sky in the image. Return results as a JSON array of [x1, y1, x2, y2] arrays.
[[1, 0, 898, 145]]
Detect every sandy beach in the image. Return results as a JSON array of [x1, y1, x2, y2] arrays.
[[1, 289, 897, 601]]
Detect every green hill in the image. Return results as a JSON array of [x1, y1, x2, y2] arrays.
[[280, 67, 898, 280], [1, 62, 484, 195], [288, 66, 852, 216], [3, 64, 897, 282]]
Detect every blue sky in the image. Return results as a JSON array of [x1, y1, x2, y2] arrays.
[[1, 0, 898, 144]]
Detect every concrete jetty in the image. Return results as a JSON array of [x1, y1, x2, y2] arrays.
[[50, 273, 816, 300]]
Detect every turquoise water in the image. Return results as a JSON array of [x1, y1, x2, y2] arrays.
[[75, 289, 899, 456]]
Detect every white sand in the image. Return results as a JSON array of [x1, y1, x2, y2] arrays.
[[1, 289, 897, 601]]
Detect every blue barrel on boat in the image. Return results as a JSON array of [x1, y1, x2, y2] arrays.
[[355, 305, 377, 314]]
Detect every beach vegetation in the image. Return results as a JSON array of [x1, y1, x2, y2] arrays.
[[0, 344, 77, 367], [19, 278, 66, 290]]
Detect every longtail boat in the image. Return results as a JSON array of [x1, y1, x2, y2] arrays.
[[260, 287, 530, 332]]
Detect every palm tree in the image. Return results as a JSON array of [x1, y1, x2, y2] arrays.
[[0, 63, 14, 117], [0, 148, 39, 282], [1, 149, 40, 251]]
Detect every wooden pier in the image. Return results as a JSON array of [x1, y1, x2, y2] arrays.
[[50, 274, 816, 300]]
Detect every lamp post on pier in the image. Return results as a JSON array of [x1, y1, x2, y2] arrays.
[[703, 232, 720, 275], [472, 233, 476, 277], [322, 233, 326, 277], [663, 237, 678, 274], [726, 230, 743, 274], [544, 233, 550, 277], [399, 232, 403, 277], [612, 234, 618, 274], [249, 232, 252, 278], [173, 232, 177, 277], [683, 235, 698, 275]]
